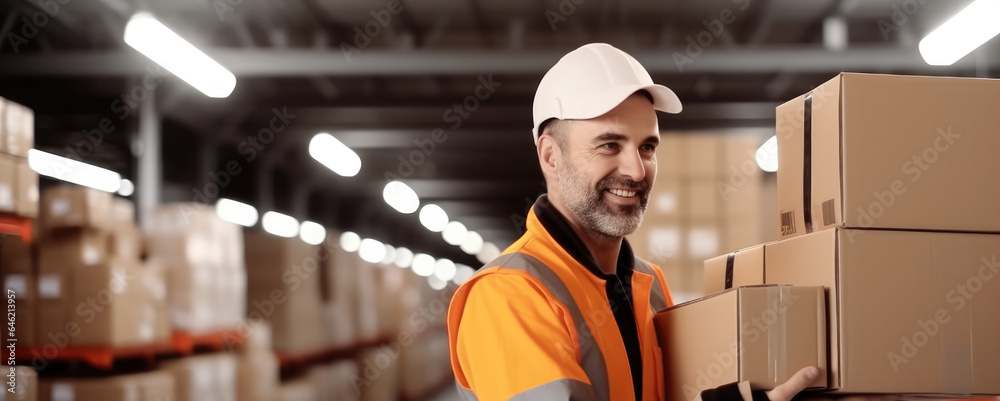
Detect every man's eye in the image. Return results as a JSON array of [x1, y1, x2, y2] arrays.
[[601, 143, 619, 151], [641, 144, 656, 152]]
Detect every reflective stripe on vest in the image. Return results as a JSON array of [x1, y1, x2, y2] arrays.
[[633, 258, 668, 313], [456, 252, 667, 401]]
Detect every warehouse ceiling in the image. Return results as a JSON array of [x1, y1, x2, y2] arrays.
[[0, 0, 997, 264]]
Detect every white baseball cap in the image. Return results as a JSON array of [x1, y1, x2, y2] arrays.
[[531, 43, 682, 145]]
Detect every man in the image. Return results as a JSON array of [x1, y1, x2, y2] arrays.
[[446, 43, 819, 401]]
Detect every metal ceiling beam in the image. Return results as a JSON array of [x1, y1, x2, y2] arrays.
[[0, 46, 987, 76]]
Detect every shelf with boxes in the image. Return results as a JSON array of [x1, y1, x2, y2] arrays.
[[0, 97, 38, 242]]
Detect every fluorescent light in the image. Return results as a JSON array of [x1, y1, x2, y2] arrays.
[[383, 181, 419, 214], [262, 211, 298, 238], [755, 136, 778, 173], [118, 179, 135, 197], [460, 231, 484, 255], [310, 133, 361, 177], [299, 221, 326, 245], [359, 238, 386, 264], [476, 242, 501, 265], [442, 221, 468, 246], [434, 259, 456, 282], [339, 232, 361, 252], [411, 253, 435, 277], [124, 12, 236, 98], [427, 276, 448, 291], [28, 149, 121, 193], [394, 247, 414, 268], [452, 264, 475, 285], [215, 198, 258, 227], [419, 204, 449, 232], [919, 0, 1000, 66], [380, 244, 396, 265], [822, 17, 847, 51]]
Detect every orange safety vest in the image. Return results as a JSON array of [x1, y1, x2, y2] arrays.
[[448, 197, 674, 401]]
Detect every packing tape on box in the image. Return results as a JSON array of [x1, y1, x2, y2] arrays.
[[802, 91, 815, 234], [938, 288, 975, 394], [767, 286, 789, 387], [724, 252, 736, 290]]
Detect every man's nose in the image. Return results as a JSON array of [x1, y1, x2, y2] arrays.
[[618, 148, 646, 183]]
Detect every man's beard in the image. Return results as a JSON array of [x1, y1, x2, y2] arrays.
[[558, 161, 650, 239]]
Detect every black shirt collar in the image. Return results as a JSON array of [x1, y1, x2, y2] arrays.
[[532, 194, 635, 281]]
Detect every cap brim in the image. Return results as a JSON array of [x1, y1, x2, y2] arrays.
[[643, 84, 683, 114]]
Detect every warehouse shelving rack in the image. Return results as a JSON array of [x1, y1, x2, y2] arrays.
[[275, 336, 388, 374], [15, 329, 245, 370], [0, 213, 32, 242]]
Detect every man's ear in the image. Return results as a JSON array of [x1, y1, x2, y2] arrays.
[[537, 134, 559, 178]]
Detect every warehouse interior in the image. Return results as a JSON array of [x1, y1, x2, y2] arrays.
[[0, 0, 998, 400]]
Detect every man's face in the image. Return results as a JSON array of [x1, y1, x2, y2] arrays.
[[555, 94, 660, 238]]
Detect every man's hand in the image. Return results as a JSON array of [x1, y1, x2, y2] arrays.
[[766, 367, 820, 401]]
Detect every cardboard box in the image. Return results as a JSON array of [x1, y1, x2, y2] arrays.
[[37, 230, 110, 301], [142, 203, 244, 270], [137, 371, 174, 401], [776, 73, 1000, 239], [0, 99, 5, 154], [39, 186, 113, 232], [2, 272, 35, 346], [765, 228, 1000, 394], [15, 160, 38, 218], [244, 232, 325, 353], [236, 351, 279, 401], [682, 135, 721, 178], [108, 198, 139, 260], [160, 260, 215, 332], [1, 366, 38, 401], [2, 100, 32, 158], [39, 371, 172, 401], [34, 230, 110, 346], [655, 285, 827, 401], [70, 260, 149, 347], [274, 380, 316, 401], [0, 154, 15, 213], [162, 354, 237, 401], [703, 244, 764, 296], [358, 347, 400, 401], [109, 225, 142, 262], [40, 376, 141, 401]]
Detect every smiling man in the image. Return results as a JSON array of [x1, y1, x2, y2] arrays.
[[446, 43, 818, 401]]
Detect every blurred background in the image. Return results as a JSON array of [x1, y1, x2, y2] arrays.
[[0, 0, 998, 400]]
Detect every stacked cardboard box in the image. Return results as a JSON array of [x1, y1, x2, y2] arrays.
[[655, 286, 827, 400], [1, 366, 38, 401], [628, 132, 771, 297], [161, 353, 237, 401], [319, 239, 357, 348], [0, 98, 37, 219], [693, 73, 1000, 396], [308, 360, 360, 401], [38, 370, 173, 401], [1, 235, 36, 346], [35, 186, 168, 348], [399, 332, 451, 400], [274, 379, 316, 401], [356, 347, 400, 401], [244, 231, 324, 354], [235, 322, 280, 401], [143, 203, 246, 334]]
